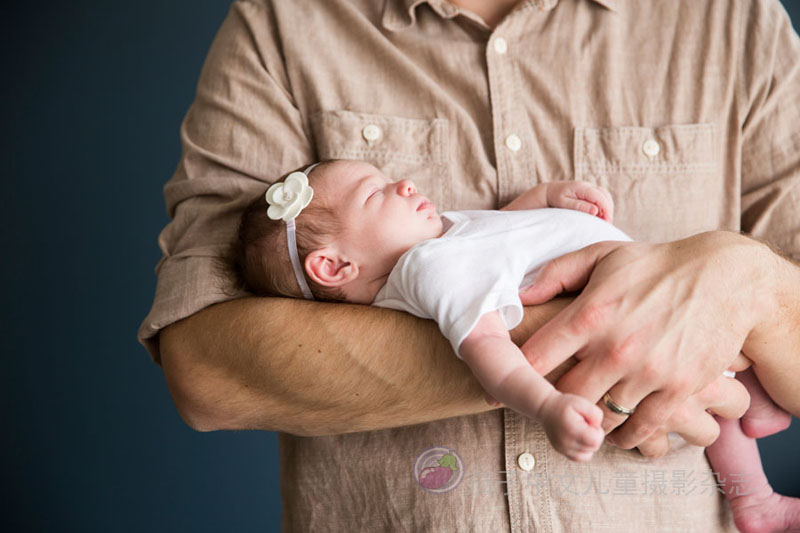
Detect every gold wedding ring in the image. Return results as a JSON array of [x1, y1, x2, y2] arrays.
[[603, 392, 636, 416]]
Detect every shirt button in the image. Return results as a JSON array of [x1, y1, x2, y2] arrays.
[[362, 124, 382, 144], [517, 452, 536, 471], [642, 139, 660, 158], [494, 37, 508, 54], [505, 134, 522, 152]]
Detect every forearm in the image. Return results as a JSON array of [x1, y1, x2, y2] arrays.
[[460, 334, 556, 420], [159, 296, 573, 435], [499, 183, 548, 211], [742, 244, 800, 415]]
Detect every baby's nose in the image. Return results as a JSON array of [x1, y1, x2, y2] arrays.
[[397, 179, 416, 196]]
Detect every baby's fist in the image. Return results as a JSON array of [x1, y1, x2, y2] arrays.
[[540, 392, 605, 462], [546, 181, 614, 223]]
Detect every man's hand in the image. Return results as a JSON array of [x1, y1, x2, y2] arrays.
[[517, 231, 770, 449], [634, 374, 750, 457], [486, 359, 751, 456]]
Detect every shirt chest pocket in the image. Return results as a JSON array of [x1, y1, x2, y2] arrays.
[[310, 110, 450, 208], [573, 124, 724, 242]]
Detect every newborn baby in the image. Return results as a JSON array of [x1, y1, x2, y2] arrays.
[[233, 158, 627, 461], [227, 159, 799, 530]]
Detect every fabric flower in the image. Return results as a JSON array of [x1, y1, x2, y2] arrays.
[[266, 171, 314, 221]]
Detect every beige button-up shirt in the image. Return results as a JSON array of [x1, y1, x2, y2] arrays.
[[139, 0, 800, 530]]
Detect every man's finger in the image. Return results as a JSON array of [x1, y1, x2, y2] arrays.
[[517, 242, 619, 306], [632, 376, 748, 451], [727, 352, 752, 373], [698, 375, 750, 420], [595, 381, 652, 435], [635, 431, 670, 458], [608, 390, 680, 448], [663, 408, 721, 448], [520, 307, 588, 376], [555, 355, 627, 405]]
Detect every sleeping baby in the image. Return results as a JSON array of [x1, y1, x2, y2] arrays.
[[224, 159, 799, 530]]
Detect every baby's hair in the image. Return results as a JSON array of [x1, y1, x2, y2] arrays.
[[220, 159, 347, 302]]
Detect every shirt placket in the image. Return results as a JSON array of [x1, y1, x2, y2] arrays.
[[503, 408, 556, 533], [486, 8, 534, 209], [488, 5, 555, 532]]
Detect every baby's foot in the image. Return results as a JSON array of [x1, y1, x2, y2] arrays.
[[540, 393, 604, 462], [728, 483, 800, 533], [741, 404, 792, 439], [737, 369, 792, 439]]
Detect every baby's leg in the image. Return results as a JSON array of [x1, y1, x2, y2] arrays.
[[705, 372, 800, 533], [737, 368, 793, 439]]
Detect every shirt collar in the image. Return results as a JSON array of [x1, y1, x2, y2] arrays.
[[382, 0, 618, 32]]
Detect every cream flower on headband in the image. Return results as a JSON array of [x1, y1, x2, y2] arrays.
[[266, 171, 314, 222]]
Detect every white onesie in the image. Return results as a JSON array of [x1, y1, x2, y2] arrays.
[[372, 208, 632, 358]]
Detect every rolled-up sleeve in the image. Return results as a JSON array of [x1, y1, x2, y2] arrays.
[[740, 0, 800, 260], [138, 0, 312, 363]]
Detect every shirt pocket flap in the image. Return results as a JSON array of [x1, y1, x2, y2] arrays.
[[575, 123, 716, 173], [311, 110, 449, 206], [574, 123, 724, 242]]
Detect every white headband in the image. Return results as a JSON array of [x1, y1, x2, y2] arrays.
[[264, 163, 319, 300]]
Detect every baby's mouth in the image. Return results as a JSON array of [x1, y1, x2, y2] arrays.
[[416, 199, 433, 211]]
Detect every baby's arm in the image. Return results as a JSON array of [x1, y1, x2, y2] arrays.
[[459, 311, 604, 462], [501, 181, 614, 222]]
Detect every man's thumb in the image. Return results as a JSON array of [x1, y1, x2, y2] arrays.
[[518, 242, 617, 305]]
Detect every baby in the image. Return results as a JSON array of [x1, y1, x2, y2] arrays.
[[227, 159, 799, 530]]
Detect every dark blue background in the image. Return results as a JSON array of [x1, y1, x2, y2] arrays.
[[3, 1, 799, 531]]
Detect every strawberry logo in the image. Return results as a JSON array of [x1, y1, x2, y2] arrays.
[[413, 447, 463, 494]]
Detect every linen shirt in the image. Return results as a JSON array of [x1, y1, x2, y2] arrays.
[[139, 0, 800, 531]]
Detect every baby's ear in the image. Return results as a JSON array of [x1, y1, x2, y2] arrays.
[[305, 247, 359, 287]]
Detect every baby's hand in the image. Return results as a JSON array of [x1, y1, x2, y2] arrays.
[[545, 181, 614, 223], [539, 392, 604, 462]]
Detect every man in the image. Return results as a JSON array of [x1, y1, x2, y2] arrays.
[[140, 0, 800, 530]]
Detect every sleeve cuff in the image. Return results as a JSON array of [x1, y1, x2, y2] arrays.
[[137, 253, 248, 365]]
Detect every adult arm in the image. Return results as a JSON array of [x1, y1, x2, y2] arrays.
[[159, 297, 567, 434], [161, 294, 750, 442]]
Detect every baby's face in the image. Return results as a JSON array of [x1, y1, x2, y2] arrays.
[[315, 160, 444, 273]]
